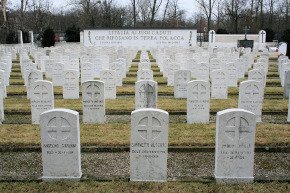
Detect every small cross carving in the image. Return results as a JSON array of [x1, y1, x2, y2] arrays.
[[225, 116, 250, 141], [192, 83, 207, 99], [137, 115, 162, 141], [65, 72, 76, 85], [28, 72, 40, 85], [245, 84, 260, 98], [47, 116, 71, 140], [86, 83, 100, 99], [215, 72, 226, 83], [34, 85, 48, 99]]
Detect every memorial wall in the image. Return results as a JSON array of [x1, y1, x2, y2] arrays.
[[83, 28, 197, 49]]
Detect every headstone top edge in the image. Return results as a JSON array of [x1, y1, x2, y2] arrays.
[[188, 80, 209, 84], [82, 80, 105, 85], [40, 108, 79, 116], [217, 108, 256, 116], [239, 80, 263, 85], [131, 108, 168, 115], [135, 80, 157, 84], [33, 80, 52, 84]]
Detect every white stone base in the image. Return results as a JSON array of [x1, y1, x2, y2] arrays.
[[42, 173, 82, 182], [215, 175, 254, 183]]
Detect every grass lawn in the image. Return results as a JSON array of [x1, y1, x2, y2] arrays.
[[0, 123, 288, 147], [0, 181, 288, 192], [3, 98, 289, 113]]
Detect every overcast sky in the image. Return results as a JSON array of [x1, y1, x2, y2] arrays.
[[50, 0, 198, 18]]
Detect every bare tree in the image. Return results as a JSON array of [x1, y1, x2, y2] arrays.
[[130, 0, 139, 27], [224, 0, 246, 33], [1, 0, 7, 28], [149, 0, 163, 26], [162, 0, 170, 25], [138, 0, 150, 25], [195, 0, 216, 34], [20, 0, 29, 29]]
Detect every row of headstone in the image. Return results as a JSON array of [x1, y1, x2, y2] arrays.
[[134, 77, 263, 124], [39, 107, 256, 183]]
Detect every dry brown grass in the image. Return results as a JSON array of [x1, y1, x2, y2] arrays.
[[0, 123, 288, 147]]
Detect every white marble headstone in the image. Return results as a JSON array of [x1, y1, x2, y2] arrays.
[[211, 69, 228, 99], [187, 80, 210, 123], [196, 63, 209, 81], [109, 62, 123, 86], [287, 92, 290, 123], [248, 69, 266, 88], [215, 108, 256, 183], [40, 108, 82, 181], [284, 70, 290, 99], [62, 70, 79, 99], [135, 80, 158, 109], [226, 62, 238, 87], [0, 83, 4, 122], [52, 62, 64, 86], [0, 70, 7, 98], [100, 69, 116, 99], [238, 80, 263, 122], [82, 80, 105, 123], [27, 70, 43, 99], [81, 62, 94, 84], [138, 62, 151, 71], [44, 59, 54, 78], [137, 69, 154, 81], [130, 108, 169, 181], [174, 70, 191, 98], [31, 80, 54, 124]]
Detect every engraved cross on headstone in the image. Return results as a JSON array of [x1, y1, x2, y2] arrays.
[[228, 65, 236, 75], [34, 85, 48, 99], [137, 115, 161, 141], [47, 116, 71, 140], [65, 72, 76, 85], [86, 83, 100, 99], [141, 71, 151, 80], [225, 116, 250, 141], [215, 72, 226, 83], [252, 72, 264, 82], [103, 72, 114, 83], [28, 72, 40, 84], [245, 84, 260, 98], [192, 83, 207, 99]]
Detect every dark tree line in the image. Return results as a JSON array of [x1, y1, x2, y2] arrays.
[[0, 0, 289, 43]]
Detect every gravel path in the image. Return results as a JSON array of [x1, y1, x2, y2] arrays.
[[0, 152, 289, 181]]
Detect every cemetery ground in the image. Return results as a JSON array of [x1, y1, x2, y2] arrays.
[[0, 51, 289, 191]]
